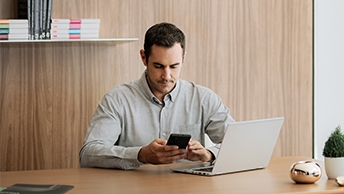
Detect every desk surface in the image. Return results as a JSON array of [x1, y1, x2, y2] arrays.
[[1, 156, 344, 194]]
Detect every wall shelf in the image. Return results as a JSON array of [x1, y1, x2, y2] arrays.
[[0, 38, 138, 43]]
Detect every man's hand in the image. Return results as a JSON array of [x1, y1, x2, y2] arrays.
[[138, 138, 187, 164], [185, 139, 214, 162]]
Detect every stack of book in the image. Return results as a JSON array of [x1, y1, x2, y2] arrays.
[[18, 0, 53, 40], [0, 19, 29, 40], [51, 19, 100, 40]]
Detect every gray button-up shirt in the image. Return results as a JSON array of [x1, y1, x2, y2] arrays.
[[79, 71, 235, 169]]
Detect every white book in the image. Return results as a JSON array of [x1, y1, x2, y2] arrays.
[[50, 23, 100, 30], [9, 28, 29, 34], [9, 23, 29, 29], [9, 34, 29, 37], [51, 18, 100, 24], [51, 33, 99, 39], [0, 19, 28, 24], [6, 34, 29, 40], [50, 29, 99, 34]]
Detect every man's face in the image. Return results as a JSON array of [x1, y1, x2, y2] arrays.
[[140, 43, 185, 101]]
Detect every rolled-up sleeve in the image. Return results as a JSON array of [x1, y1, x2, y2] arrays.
[[79, 95, 143, 170]]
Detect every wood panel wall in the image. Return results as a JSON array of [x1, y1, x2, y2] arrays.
[[0, 0, 313, 171]]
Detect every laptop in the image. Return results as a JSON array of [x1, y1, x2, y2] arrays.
[[170, 117, 284, 176]]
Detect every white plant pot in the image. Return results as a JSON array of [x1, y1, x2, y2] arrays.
[[324, 157, 344, 179]]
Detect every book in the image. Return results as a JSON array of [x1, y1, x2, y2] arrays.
[[0, 20, 28, 24], [38, 0, 43, 39], [50, 29, 99, 34], [17, 0, 28, 20], [0, 23, 9, 28], [51, 23, 100, 30], [51, 33, 99, 39], [17, 0, 32, 39], [41, 0, 47, 39], [6, 23, 29, 29], [0, 183, 74, 194], [51, 19, 100, 24], [27, 0, 32, 39], [17, 0, 52, 39], [0, 20, 28, 30], [33, 0, 40, 39], [0, 19, 29, 40], [0, 34, 29, 40], [0, 28, 29, 34], [11, 23, 29, 28], [0, 29, 10, 34], [45, 0, 52, 39]]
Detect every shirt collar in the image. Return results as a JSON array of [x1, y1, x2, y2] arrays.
[[169, 78, 180, 103], [138, 71, 180, 103]]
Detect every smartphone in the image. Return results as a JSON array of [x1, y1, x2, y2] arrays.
[[166, 133, 191, 149]]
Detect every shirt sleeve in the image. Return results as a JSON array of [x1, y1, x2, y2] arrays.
[[79, 94, 143, 170], [203, 91, 236, 158]]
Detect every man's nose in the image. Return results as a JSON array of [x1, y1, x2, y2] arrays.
[[162, 68, 171, 80]]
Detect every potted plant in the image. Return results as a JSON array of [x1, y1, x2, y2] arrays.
[[323, 125, 344, 179]]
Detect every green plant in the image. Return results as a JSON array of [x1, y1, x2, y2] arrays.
[[323, 126, 344, 157]]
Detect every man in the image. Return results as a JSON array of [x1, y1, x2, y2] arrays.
[[79, 22, 235, 170]]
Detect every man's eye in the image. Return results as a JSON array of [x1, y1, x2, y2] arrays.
[[170, 65, 178, 69], [154, 65, 163, 68]]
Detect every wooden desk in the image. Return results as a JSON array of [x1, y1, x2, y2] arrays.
[[1, 157, 343, 194]]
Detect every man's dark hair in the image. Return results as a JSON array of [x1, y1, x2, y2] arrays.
[[144, 22, 186, 62]]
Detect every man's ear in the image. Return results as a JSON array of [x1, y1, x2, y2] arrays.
[[182, 50, 187, 63], [140, 49, 147, 67]]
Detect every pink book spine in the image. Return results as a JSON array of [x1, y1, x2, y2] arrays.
[[69, 19, 81, 24], [69, 34, 80, 39], [0, 34, 9, 40], [69, 24, 81, 29]]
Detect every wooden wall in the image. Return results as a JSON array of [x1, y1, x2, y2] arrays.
[[0, 0, 313, 171]]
